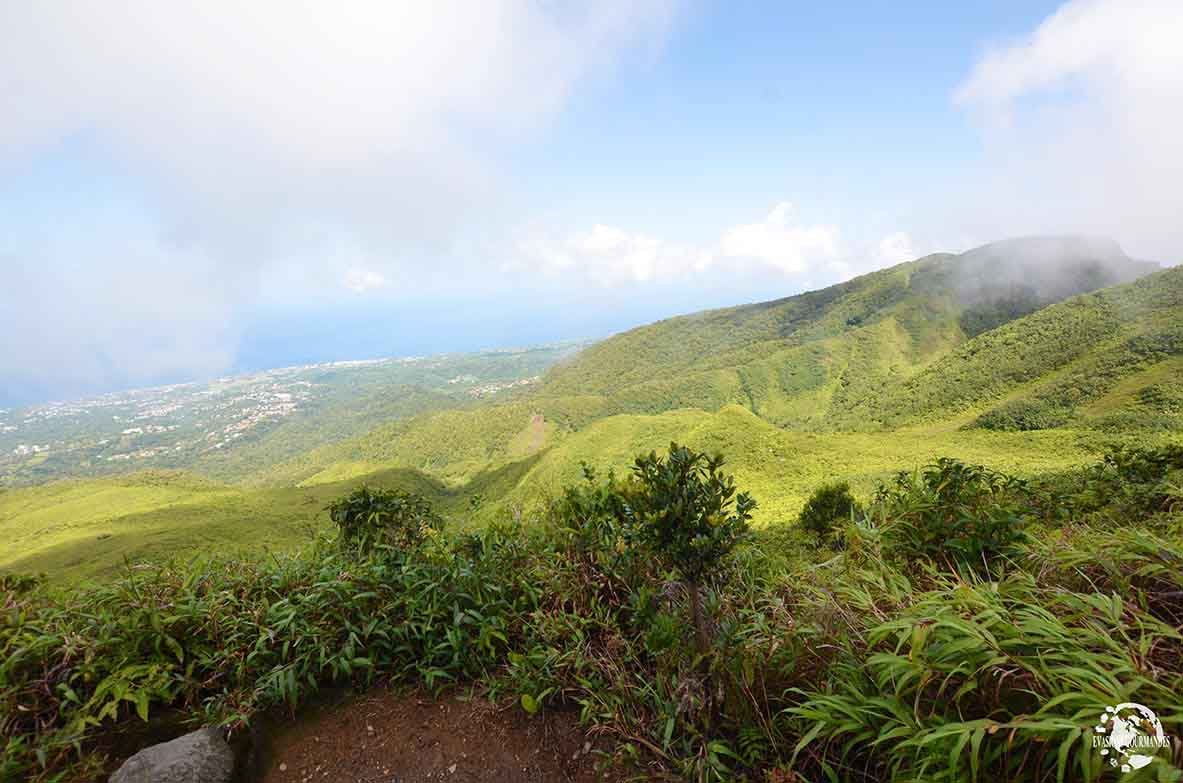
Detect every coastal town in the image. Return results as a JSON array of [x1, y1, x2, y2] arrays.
[[0, 345, 581, 486]]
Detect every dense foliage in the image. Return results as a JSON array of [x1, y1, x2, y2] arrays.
[[615, 444, 755, 656], [958, 288, 1045, 337], [875, 458, 1032, 574], [620, 445, 755, 585], [326, 485, 443, 553], [4, 445, 1182, 782], [797, 481, 862, 543]]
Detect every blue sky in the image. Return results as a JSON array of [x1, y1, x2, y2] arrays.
[[515, 2, 1052, 234], [1, 0, 1180, 405]]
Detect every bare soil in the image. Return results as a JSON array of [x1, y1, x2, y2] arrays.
[[258, 689, 633, 783]]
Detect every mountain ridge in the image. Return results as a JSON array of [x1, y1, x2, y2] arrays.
[[4, 236, 1180, 580]]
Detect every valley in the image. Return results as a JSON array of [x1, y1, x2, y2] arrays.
[[5, 237, 1183, 783], [3, 238, 1180, 583], [10, 6, 1183, 779]]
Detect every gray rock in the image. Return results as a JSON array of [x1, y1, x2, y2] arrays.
[[109, 727, 234, 783]]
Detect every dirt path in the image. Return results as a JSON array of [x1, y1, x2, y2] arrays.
[[526, 413, 547, 453], [259, 689, 630, 783]]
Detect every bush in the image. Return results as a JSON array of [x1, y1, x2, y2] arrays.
[[0, 527, 538, 781], [798, 482, 862, 543], [325, 485, 443, 554], [972, 398, 1072, 431], [1065, 445, 1183, 521], [616, 443, 756, 656], [876, 458, 1030, 573], [7, 449, 1182, 783]]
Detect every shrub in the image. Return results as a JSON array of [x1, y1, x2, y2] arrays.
[[325, 485, 443, 554], [8, 448, 1181, 783], [616, 443, 756, 656], [972, 398, 1072, 431], [1067, 445, 1183, 521], [798, 482, 862, 544], [1138, 383, 1183, 414], [876, 458, 1030, 573]]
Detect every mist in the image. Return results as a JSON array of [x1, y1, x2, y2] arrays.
[[950, 236, 1155, 306], [950, 0, 1183, 265]]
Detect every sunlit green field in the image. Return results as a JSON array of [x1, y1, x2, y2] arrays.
[[0, 468, 458, 582], [2, 406, 1125, 583], [3, 257, 1180, 584]]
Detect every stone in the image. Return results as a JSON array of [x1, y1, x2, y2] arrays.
[[109, 727, 234, 783]]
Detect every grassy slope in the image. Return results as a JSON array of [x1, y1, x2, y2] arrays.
[[843, 265, 1183, 429], [6, 241, 1179, 582], [0, 466, 486, 582], [484, 405, 1094, 524], [275, 247, 1177, 483]]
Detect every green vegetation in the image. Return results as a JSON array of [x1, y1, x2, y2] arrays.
[[5, 241, 1180, 582], [0, 344, 581, 487], [797, 481, 861, 543], [0, 468, 462, 582], [2, 237, 1182, 780], [326, 485, 443, 554], [874, 458, 1031, 574], [4, 445, 1182, 781], [616, 444, 755, 656]]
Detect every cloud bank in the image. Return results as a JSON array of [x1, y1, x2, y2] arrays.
[[954, 0, 1183, 261], [0, 1, 677, 400], [512, 203, 903, 287]]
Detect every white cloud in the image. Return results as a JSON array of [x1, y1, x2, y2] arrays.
[[0, 3, 676, 179], [0, 1, 677, 395], [343, 268, 390, 294], [718, 203, 842, 276], [0, 240, 240, 402], [515, 224, 712, 285], [955, 0, 1180, 110], [954, 0, 1183, 260], [512, 203, 920, 287], [873, 232, 916, 266]]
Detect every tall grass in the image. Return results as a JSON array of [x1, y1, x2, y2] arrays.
[[3, 448, 1182, 782]]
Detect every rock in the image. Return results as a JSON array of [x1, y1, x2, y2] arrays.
[[109, 727, 234, 783]]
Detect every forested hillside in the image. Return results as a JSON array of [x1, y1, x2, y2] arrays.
[[6, 237, 1183, 783], [4, 237, 1179, 581], [260, 238, 1172, 490]]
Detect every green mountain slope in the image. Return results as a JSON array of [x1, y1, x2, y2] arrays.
[[846, 263, 1183, 430], [7, 237, 1179, 582], [0, 465, 487, 582], [536, 237, 1155, 426], [280, 236, 1164, 481]]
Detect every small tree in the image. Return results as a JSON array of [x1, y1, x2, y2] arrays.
[[798, 481, 862, 544], [326, 485, 442, 554], [617, 443, 755, 657]]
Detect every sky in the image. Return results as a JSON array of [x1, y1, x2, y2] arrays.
[[2, 0, 1181, 405]]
